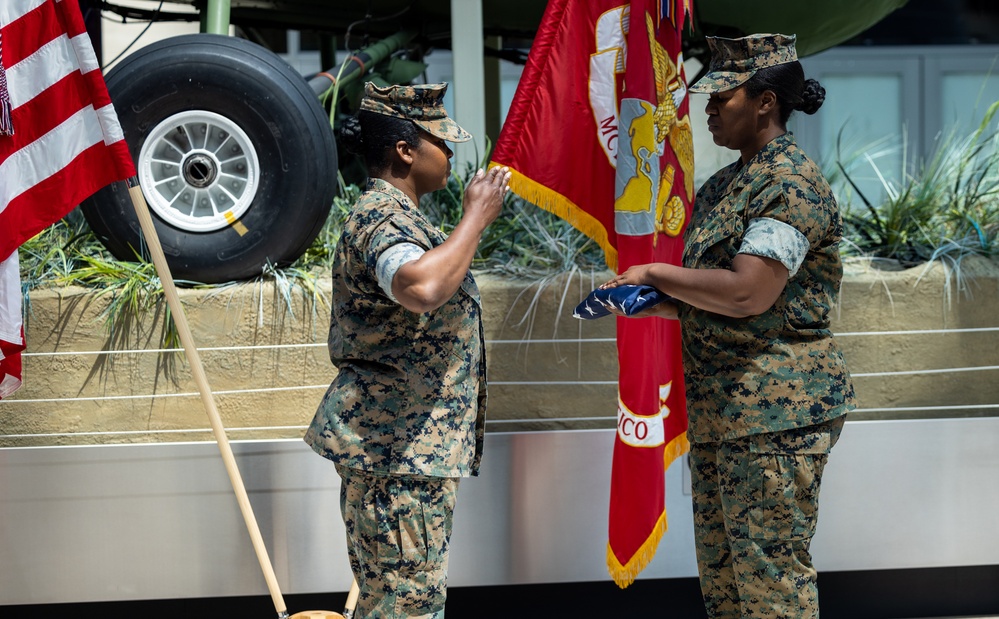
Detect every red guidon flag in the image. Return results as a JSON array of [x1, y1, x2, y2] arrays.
[[492, 0, 692, 587], [0, 0, 136, 398]]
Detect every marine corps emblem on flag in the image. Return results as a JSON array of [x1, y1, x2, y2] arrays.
[[603, 8, 694, 241]]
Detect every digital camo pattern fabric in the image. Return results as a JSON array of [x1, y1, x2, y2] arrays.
[[304, 177, 486, 478], [340, 470, 458, 619], [680, 132, 856, 443], [360, 82, 472, 143], [376, 242, 426, 302], [689, 33, 798, 94], [690, 416, 844, 619]]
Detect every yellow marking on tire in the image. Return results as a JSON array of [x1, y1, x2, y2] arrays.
[[224, 211, 249, 236]]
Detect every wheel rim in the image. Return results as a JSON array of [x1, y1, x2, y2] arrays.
[[138, 110, 260, 232]]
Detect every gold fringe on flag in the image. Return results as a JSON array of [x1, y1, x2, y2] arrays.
[[663, 431, 690, 470], [491, 165, 619, 272], [607, 511, 666, 589], [605, 430, 690, 589]]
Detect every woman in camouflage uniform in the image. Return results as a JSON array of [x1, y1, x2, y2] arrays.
[[603, 34, 856, 618], [305, 82, 510, 618]]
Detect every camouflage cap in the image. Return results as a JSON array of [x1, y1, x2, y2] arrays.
[[689, 33, 798, 94], [359, 82, 472, 143]]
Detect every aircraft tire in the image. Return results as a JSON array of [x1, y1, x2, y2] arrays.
[[80, 34, 337, 284]]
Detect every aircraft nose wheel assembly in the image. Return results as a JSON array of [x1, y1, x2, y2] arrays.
[[80, 34, 337, 284]]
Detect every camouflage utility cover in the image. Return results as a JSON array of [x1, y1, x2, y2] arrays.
[[360, 81, 472, 143], [689, 33, 797, 94], [305, 178, 486, 477], [680, 132, 855, 443]]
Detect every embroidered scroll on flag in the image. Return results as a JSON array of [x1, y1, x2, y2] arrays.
[[491, 0, 693, 587], [0, 0, 136, 398]]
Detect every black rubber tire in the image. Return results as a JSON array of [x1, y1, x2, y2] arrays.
[[80, 34, 337, 284]]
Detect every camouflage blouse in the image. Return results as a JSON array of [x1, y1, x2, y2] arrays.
[[680, 132, 856, 444], [305, 178, 486, 477]]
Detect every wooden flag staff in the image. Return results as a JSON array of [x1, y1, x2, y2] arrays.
[[125, 178, 358, 619]]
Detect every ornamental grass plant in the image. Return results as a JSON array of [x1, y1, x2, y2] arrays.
[[835, 100, 999, 269]]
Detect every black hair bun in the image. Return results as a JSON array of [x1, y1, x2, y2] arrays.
[[799, 79, 826, 115], [338, 115, 364, 155]]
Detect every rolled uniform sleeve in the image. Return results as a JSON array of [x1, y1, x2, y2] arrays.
[[376, 242, 426, 303], [738, 217, 809, 278], [359, 217, 436, 299]]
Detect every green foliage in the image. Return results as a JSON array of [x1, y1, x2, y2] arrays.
[[24, 227, 189, 378], [282, 161, 607, 279], [836, 101, 999, 266], [18, 212, 103, 290], [290, 173, 360, 273]]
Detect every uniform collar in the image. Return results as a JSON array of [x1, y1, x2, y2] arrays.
[[729, 131, 796, 190], [366, 177, 418, 210]]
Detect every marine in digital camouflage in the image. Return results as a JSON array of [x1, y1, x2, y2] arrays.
[[304, 177, 487, 478], [689, 33, 798, 94], [690, 416, 844, 619], [340, 469, 458, 618], [679, 131, 856, 444], [360, 82, 472, 143]]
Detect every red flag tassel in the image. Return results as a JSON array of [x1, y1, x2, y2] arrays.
[[605, 431, 689, 586]]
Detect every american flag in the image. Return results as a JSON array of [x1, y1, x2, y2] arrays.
[[0, 0, 136, 399]]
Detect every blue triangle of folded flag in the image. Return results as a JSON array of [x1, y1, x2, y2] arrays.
[[572, 284, 672, 320]]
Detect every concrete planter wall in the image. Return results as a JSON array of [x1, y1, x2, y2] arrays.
[[4, 258, 998, 447], [836, 257, 999, 420]]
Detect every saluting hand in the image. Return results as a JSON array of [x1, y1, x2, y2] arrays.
[[461, 166, 511, 231]]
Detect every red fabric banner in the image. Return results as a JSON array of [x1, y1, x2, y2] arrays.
[[0, 0, 136, 398], [492, 0, 692, 587]]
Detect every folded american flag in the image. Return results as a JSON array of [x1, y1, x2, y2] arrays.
[[572, 284, 674, 320]]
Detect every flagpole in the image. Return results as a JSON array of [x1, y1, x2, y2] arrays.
[[125, 178, 292, 619]]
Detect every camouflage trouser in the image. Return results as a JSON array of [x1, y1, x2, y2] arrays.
[[690, 416, 845, 619], [339, 469, 459, 619]]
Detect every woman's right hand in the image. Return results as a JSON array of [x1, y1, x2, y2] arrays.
[[462, 166, 511, 230], [601, 264, 654, 289], [391, 166, 511, 313]]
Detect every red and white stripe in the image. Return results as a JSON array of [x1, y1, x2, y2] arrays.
[[0, 0, 136, 398], [0, 0, 135, 261]]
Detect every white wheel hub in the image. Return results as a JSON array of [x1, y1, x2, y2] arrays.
[[138, 110, 260, 232]]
